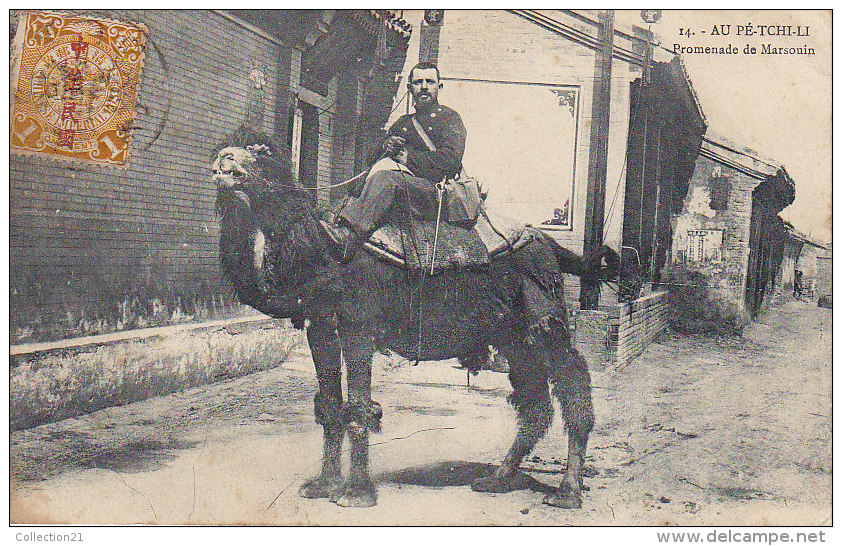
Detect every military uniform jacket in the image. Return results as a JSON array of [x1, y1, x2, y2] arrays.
[[375, 102, 467, 183]]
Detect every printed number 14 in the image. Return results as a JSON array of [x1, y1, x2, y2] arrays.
[[679, 28, 693, 36]]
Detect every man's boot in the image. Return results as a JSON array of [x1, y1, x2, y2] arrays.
[[319, 220, 359, 263]]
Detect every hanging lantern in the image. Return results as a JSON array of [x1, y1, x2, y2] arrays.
[[424, 10, 444, 26], [640, 10, 662, 24]]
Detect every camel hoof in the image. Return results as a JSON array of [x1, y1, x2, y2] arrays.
[[471, 471, 530, 493], [542, 483, 583, 509], [542, 492, 582, 509], [299, 476, 341, 499], [332, 482, 377, 508]]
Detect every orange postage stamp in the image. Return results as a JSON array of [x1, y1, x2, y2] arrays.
[[9, 11, 146, 167]]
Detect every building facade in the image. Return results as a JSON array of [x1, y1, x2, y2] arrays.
[[793, 238, 832, 300], [10, 9, 409, 344], [12, 8, 710, 346], [776, 224, 831, 301], [669, 132, 795, 326]]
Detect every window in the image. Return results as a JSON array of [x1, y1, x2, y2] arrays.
[[686, 229, 724, 263], [289, 100, 319, 189]]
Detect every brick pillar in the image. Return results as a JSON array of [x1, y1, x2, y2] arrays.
[[315, 77, 337, 208], [574, 310, 611, 371]]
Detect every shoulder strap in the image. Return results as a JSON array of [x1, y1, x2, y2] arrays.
[[411, 115, 436, 152]]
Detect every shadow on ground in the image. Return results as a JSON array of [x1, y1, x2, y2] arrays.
[[395, 381, 510, 398], [11, 430, 200, 481], [77, 438, 201, 474], [377, 460, 556, 494]]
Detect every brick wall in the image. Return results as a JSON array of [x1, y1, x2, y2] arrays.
[[330, 69, 361, 203], [10, 10, 292, 343], [608, 290, 669, 369], [574, 290, 669, 370], [722, 169, 759, 304]]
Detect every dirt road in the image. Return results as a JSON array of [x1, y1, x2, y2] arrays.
[[10, 300, 831, 525]]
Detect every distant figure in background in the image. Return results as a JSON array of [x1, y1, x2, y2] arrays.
[[793, 269, 803, 299]]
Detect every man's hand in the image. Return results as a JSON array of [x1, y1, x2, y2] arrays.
[[382, 135, 406, 158], [393, 148, 408, 165]]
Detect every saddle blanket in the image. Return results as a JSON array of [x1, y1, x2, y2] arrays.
[[364, 209, 534, 272]]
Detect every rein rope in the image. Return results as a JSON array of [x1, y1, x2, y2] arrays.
[[252, 153, 368, 192]]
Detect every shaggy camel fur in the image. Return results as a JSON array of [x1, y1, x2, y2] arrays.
[[211, 127, 618, 508]]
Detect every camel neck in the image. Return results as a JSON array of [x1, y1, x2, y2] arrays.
[[217, 186, 331, 316]]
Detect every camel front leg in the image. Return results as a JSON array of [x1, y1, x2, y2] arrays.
[[334, 328, 379, 508], [299, 317, 344, 499]]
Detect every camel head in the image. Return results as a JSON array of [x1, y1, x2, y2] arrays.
[[211, 146, 257, 189], [210, 127, 325, 327], [210, 126, 297, 210]]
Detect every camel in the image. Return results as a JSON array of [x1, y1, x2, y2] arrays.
[[210, 127, 619, 509]]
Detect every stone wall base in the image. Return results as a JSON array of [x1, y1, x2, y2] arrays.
[[10, 318, 303, 431]]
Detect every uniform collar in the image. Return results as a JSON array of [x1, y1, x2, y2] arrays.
[[414, 101, 441, 117]]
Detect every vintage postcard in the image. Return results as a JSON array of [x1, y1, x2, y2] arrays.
[[7, 8, 832, 533]]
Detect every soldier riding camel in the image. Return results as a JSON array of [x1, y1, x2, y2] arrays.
[[320, 61, 467, 260]]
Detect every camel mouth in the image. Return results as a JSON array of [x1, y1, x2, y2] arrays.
[[211, 146, 254, 189], [212, 166, 248, 189]]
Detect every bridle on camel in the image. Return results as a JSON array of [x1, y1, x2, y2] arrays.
[[233, 147, 369, 193]]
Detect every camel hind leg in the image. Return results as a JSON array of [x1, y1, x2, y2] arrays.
[[545, 330, 594, 509], [511, 276, 593, 508], [472, 330, 554, 494]]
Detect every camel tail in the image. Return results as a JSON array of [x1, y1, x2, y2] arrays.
[[546, 236, 620, 281]]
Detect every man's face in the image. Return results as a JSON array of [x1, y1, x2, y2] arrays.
[[409, 67, 440, 109]]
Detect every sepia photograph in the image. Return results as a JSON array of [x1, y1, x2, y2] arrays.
[[7, 7, 832, 531]]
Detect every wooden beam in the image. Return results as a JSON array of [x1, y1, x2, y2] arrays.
[[580, 9, 614, 310]]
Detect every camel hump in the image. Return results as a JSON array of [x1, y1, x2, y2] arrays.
[[363, 209, 534, 272]]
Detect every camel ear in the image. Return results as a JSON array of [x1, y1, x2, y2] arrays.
[[246, 144, 272, 156]]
